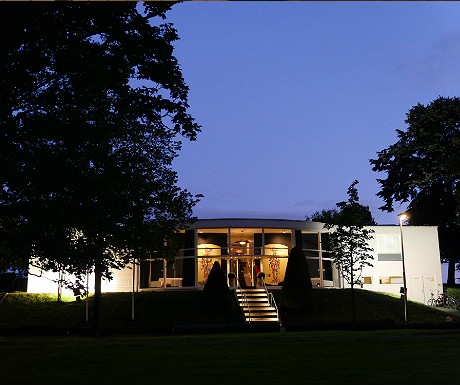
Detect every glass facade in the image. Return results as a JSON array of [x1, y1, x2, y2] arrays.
[[139, 222, 338, 289]]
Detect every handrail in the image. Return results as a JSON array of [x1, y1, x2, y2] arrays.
[[237, 279, 250, 323], [261, 277, 281, 325]]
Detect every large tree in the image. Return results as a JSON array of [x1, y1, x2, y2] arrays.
[[0, 2, 200, 329], [370, 96, 460, 286]]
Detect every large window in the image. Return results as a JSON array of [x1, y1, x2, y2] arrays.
[[377, 235, 401, 261], [230, 228, 262, 256], [139, 258, 188, 288], [197, 228, 228, 256]]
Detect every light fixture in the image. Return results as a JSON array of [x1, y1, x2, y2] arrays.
[[238, 230, 248, 246]]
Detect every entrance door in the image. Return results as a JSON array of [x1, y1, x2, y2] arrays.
[[410, 275, 424, 303], [238, 259, 253, 287]]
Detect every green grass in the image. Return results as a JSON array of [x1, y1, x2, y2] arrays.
[[273, 288, 451, 325], [0, 291, 241, 329], [0, 330, 459, 385], [0, 288, 453, 330]]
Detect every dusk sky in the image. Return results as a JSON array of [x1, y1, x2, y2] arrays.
[[167, 2, 460, 226]]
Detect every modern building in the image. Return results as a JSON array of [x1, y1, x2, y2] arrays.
[[27, 218, 443, 305]]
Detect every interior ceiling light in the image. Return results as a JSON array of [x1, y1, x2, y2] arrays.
[[238, 230, 248, 245]]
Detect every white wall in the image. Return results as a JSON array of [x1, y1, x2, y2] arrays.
[[347, 226, 442, 304], [27, 264, 135, 295]]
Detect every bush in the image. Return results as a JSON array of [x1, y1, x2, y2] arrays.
[[446, 287, 460, 298], [280, 246, 314, 313], [203, 262, 233, 314], [204, 262, 228, 295], [446, 287, 460, 310]]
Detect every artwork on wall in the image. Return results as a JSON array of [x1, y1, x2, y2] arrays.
[[197, 244, 220, 286]]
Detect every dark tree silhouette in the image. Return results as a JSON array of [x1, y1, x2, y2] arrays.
[[0, 2, 200, 331], [281, 246, 314, 313], [203, 261, 232, 314]]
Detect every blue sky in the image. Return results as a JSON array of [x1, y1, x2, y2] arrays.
[[166, 1, 460, 226]]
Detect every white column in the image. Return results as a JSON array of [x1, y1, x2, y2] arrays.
[[318, 232, 323, 287], [194, 229, 198, 287]]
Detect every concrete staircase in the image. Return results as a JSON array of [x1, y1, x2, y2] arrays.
[[235, 288, 280, 324]]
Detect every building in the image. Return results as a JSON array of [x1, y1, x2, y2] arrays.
[[27, 218, 443, 305]]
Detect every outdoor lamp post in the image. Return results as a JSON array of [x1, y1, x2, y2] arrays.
[[398, 213, 408, 322]]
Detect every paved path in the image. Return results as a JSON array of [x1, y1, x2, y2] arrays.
[[435, 306, 460, 319]]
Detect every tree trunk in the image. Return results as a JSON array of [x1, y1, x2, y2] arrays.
[[350, 255, 356, 324], [92, 261, 103, 336], [447, 257, 456, 287], [350, 283, 356, 324]]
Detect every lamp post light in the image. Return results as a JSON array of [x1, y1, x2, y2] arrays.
[[399, 213, 408, 322]]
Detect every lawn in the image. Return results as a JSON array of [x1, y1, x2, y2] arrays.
[[0, 288, 454, 332], [0, 330, 459, 385], [273, 288, 452, 326]]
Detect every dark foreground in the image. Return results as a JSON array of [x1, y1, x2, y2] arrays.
[[1, 330, 459, 385]]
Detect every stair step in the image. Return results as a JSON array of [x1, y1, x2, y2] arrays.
[[238, 297, 268, 302], [236, 289, 266, 293], [244, 311, 278, 316], [243, 306, 276, 314], [246, 317, 279, 322]]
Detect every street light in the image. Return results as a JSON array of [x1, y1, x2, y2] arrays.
[[398, 213, 408, 322]]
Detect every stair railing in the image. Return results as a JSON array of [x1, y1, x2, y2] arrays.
[[237, 279, 250, 323], [261, 277, 281, 324]]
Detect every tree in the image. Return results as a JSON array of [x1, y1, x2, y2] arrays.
[[203, 261, 232, 315], [306, 208, 341, 225], [0, 2, 201, 330], [370, 96, 460, 285], [280, 246, 313, 313], [324, 181, 375, 323], [306, 192, 376, 226]]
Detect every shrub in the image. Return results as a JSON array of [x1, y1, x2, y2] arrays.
[[204, 262, 228, 295], [203, 262, 232, 314], [280, 246, 314, 313]]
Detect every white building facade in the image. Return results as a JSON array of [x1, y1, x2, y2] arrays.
[[27, 218, 443, 305]]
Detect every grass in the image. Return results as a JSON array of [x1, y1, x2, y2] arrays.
[[0, 330, 459, 385], [1, 290, 459, 385], [0, 288, 454, 331], [273, 288, 452, 325], [0, 291, 241, 329]]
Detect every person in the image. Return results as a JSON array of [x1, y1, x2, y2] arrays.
[[253, 264, 260, 287]]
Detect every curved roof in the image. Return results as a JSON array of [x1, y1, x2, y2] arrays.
[[188, 218, 326, 231]]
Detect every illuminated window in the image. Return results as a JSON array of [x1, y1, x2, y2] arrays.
[[377, 235, 401, 261], [362, 276, 372, 284], [379, 276, 403, 284]]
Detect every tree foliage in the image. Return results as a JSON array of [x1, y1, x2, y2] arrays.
[[306, 182, 376, 226], [281, 246, 313, 313], [370, 96, 460, 284], [0, 2, 200, 327], [324, 181, 375, 322]]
